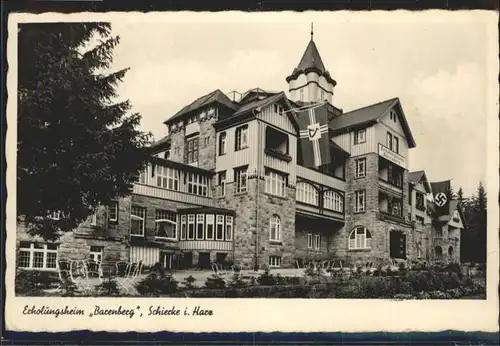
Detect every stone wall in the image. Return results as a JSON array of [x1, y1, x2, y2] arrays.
[[197, 120, 217, 171], [16, 196, 132, 264]]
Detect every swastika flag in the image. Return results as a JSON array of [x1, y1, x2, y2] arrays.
[[431, 180, 452, 216], [297, 104, 331, 168]]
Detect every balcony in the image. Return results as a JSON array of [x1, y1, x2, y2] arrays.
[[297, 165, 346, 192], [379, 178, 403, 195], [133, 184, 214, 207], [379, 211, 406, 224], [179, 240, 232, 251]]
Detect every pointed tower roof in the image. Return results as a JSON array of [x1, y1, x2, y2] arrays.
[[286, 26, 336, 85], [296, 39, 326, 72]]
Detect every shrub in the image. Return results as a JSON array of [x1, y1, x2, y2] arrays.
[[182, 275, 197, 290], [60, 279, 78, 297], [440, 272, 463, 290], [15, 270, 60, 295], [444, 262, 463, 279], [204, 274, 226, 289], [405, 270, 437, 292], [257, 270, 277, 286], [95, 278, 121, 296], [228, 274, 246, 289], [135, 273, 179, 296]]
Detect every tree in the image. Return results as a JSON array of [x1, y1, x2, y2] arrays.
[[17, 23, 152, 240], [457, 187, 464, 203]]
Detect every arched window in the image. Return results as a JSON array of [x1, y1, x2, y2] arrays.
[[448, 246, 454, 257], [323, 190, 343, 212], [416, 241, 422, 258], [434, 246, 443, 259], [269, 215, 281, 242], [348, 227, 372, 250], [296, 182, 318, 206]]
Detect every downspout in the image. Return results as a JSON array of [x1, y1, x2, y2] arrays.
[[253, 108, 262, 269]]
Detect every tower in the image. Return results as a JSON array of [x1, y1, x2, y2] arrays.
[[286, 23, 337, 104]]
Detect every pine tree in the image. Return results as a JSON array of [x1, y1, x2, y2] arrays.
[[17, 23, 152, 240], [473, 181, 487, 263]]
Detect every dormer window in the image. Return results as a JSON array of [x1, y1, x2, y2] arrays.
[[265, 126, 289, 156]]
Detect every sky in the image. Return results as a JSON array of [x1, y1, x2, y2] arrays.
[[106, 12, 493, 197]]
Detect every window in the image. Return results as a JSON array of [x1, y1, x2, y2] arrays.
[[416, 193, 425, 210], [296, 182, 318, 206], [355, 158, 366, 178], [416, 216, 425, 225], [225, 216, 233, 241], [219, 171, 226, 197], [300, 89, 304, 101], [354, 129, 366, 145], [314, 234, 320, 250], [194, 214, 205, 240], [269, 215, 281, 242], [187, 214, 195, 240], [90, 211, 97, 226], [187, 173, 208, 196], [234, 166, 248, 193], [269, 256, 281, 268], [323, 191, 343, 212], [390, 110, 397, 122], [131, 207, 146, 236], [320, 90, 325, 101], [155, 209, 177, 239], [265, 126, 289, 155], [139, 167, 148, 184], [206, 214, 215, 240], [216, 215, 224, 240], [199, 110, 206, 120], [265, 170, 286, 197], [18, 242, 58, 270], [180, 215, 187, 240], [90, 246, 103, 262], [207, 107, 215, 116], [416, 242, 422, 258], [108, 202, 118, 222], [393, 136, 399, 154], [307, 233, 313, 249], [386, 132, 393, 151], [388, 197, 402, 217], [348, 227, 372, 249], [218, 132, 227, 155], [235, 125, 248, 151], [435, 227, 443, 238], [273, 104, 284, 115], [156, 166, 179, 191], [355, 190, 366, 213], [187, 137, 199, 163], [387, 164, 402, 188]]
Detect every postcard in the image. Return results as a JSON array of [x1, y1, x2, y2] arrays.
[[5, 10, 499, 333]]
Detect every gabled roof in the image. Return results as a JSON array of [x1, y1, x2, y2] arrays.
[[150, 135, 170, 153], [329, 97, 417, 148], [164, 89, 238, 124], [434, 199, 468, 229], [409, 170, 432, 194], [286, 39, 336, 85], [214, 91, 300, 133]]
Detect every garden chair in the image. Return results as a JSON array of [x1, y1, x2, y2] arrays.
[[86, 260, 104, 283], [295, 260, 307, 277], [71, 260, 93, 294], [57, 259, 73, 288], [117, 261, 143, 295], [330, 259, 343, 278], [231, 264, 242, 278], [211, 263, 226, 277], [116, 261, 131, 277]]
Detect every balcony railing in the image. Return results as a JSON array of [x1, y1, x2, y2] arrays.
[[379, 178, 403, 194], [297, 165, 346, 192], [379, 211, 405, 223], [133, 184, 214, 207]]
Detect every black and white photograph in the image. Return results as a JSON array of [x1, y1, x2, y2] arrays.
[[6, 11, 498, 333]]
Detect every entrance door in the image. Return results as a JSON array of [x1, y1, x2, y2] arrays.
[[182, 252, 193, 269], [160, 252, 173, 270], [198, 252, 211, 270], [216, 252, 227, 264], [390, 231, 407, 259]]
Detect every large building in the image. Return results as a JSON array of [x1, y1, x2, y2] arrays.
[[16, 33, 467, 272]]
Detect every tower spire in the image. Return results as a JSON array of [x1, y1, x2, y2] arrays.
[[310, 22, 314, 41]]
